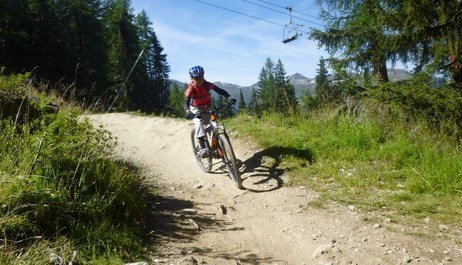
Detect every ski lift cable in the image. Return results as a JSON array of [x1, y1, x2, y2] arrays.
[[255, 0, 320, 20], [241, 0, 323, 27], [192, 0, 310, 34]]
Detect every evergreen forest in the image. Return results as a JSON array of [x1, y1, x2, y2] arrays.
[[1, 0, 170, 113]]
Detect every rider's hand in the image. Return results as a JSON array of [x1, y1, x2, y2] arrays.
[[185, 110, 194, 120], [227, 96, 237, 105]]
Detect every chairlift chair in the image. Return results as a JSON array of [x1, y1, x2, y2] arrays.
[[281, 6, 303, 44]]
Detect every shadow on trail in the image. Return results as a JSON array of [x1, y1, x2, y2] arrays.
[[148, 195, 283, 264], [237, 146, 314, 193]]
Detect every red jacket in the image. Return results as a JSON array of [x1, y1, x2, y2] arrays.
[[185, 80, 217, 107]]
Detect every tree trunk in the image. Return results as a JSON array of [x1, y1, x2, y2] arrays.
[[449, 55, 462, 89], [374, 61, 389, 83]]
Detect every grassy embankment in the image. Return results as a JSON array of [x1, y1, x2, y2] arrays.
[[228, 82, 462, 234], [0, 73, 152, 264]]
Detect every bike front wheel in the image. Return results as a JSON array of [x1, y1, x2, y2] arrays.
[[191, 128, 212, 173], [217, 133, 242, 189]]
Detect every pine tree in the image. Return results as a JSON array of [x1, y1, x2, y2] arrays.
[[105, 0, 147, 111], [274, 59, 297, 113], [315, 57, 330, 104], [238, 89, 247, 111], [168, 82, 186, 116], [257, 58, 277, 112], [57, 0, 108, 101], [257, 58, 296, 113], [135, 10, 170, 112], [247, 87, 260, 115]]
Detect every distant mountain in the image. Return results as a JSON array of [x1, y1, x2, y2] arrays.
[[168, 79, 256, 103], [168, 73, 315, 103], [211, 81, 255, 102], [387, 69, 412, 81], [289, 73, 316, 97], [168, 69, 412, 103]]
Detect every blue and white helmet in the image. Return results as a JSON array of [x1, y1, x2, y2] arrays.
[[189, 65, 204, 78]]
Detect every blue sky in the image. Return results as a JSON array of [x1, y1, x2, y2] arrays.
[[131, 0, 327, 86]]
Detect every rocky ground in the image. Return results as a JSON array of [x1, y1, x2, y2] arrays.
[[89, 113, 461, 265]]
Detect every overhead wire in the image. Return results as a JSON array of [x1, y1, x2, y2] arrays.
[[255, 0, 320, 20], [192, 0, 311, 34], [241, 0, 324, 27]]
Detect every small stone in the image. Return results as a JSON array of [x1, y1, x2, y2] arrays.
[[219, 204, 227, 215], [438, 224, 449, 231], [442, 249, 451, 254], [405, 258, 414, 263], [373, 223, 381, 228], [348, 205, 355, 211], [177, 256, 198, 265], [187, 219, 201, 230], [49, 253, 64, 265], [181, 208, 197, 214], [152, 258, 169, 263], [312, 244, 334, 258], [384, 218, 391, 223]]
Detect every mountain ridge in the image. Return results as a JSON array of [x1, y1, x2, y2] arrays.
[[169, 72, 315, 102], [169, 69, 412, 102]]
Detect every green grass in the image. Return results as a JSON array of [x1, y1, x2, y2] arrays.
[[228, 109, 462, 228], [0, 74, 152, 264]]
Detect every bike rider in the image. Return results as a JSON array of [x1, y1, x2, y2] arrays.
[[184, 65, 236, 158]]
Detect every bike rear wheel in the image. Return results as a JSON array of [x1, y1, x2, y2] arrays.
[[191, 128, 212, 173], [217, 133, 242, 189]]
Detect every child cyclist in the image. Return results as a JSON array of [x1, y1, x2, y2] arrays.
[[184, 65, 236, 157]]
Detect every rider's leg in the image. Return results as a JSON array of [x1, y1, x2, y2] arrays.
[[191, 106, 207, 153], [198, 136, 206, 149], [191, 105, 212, 157], [191, 105, 212, 142]]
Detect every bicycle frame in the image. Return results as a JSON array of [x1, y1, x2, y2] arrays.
[[195, 105, 229, 158], [190, 103, 242, 188]]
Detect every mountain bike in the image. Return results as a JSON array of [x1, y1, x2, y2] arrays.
[[190, 103, 242, 189]]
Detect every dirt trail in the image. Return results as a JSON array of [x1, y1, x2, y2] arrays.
[[88, 113, 461, 265]]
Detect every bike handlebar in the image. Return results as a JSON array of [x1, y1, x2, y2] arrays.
[[193, 102, 234, 119]]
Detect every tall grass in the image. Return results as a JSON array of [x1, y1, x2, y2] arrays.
[[1, 74, 151, 264], [229, 105, 462, 227]]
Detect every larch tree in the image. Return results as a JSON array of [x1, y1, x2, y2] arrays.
[[311, 0, 391, 83], [311, 0, 462, 88], [391, 0, 462, 87]]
